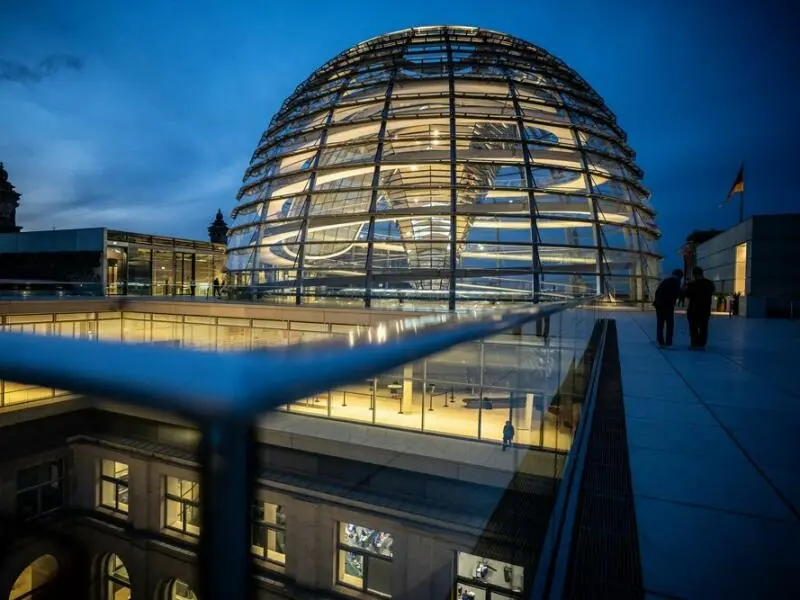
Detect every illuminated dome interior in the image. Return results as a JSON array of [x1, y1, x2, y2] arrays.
[[227, 25, 661, 308]]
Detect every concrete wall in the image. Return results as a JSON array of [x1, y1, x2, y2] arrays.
[[695, 219, 752, 296], [749, 215, 800, 299], [696, 215, 800, 318]]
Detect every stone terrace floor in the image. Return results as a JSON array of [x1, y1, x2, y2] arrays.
[[614, 311, 800, 599]]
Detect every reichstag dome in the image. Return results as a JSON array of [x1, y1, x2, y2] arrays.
[[227, 26, 661, 308]]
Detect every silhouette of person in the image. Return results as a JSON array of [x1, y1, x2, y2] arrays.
[[685, 266, 716, 349], [653, 269, 683, 347], [502, 420, 515, 451]]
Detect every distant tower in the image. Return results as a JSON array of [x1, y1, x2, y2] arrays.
[[208, 208, 229, 244], [0, 162, 22, 233]]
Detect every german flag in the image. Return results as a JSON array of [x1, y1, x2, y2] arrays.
[[726, 164, 744, 199]]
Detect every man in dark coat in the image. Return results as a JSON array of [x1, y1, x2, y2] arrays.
[[685, 266, 716, 349], [653, 269, 683, 347]]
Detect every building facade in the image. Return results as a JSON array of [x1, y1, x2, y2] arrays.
[[695, 214, 800, 318], [227, 26, 661, 308], [0, 228, 225, 298]]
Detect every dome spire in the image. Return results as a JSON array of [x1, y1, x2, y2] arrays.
[[208, 208, 229, 244], [0, 161, 22, 233]]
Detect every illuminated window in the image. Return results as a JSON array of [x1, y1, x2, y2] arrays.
[[251, 501, 286, 566], [103, 554, 131, 600], [337, 522, 393, 597], [734, 242, 748, 295], [456, 552, 525, 599], [166, 578, 198, 600], [164, 477, 200, 537], [9, 554, 58, 600], [100, 461, 129, 514], [15, 460, 63, 520]]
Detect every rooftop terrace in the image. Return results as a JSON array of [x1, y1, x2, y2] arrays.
[[616, 311, 800, 598]]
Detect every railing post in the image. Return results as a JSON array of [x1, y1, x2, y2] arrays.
[[198, 419, 256, 600]]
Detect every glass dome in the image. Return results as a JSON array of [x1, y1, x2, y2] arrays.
[[227, 25, 661, 308]]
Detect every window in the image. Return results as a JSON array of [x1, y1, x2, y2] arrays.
[[103, 554, 131, 600], [16, 460, 63, 520], [9, 554, 58, 599], [251, 501, 286, 565], [164, 477, 200, 536], [166, 578, 198, 600], [455, 552, 524, 599], [337, 522, 393, 597], [100, 461, 129, 514], [734, 242, 747, 295]]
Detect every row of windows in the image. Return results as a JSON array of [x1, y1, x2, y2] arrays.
[[96, 465, 288, 568], [13, 457, 524, 598]]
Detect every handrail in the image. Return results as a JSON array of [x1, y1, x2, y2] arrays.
[[530, 317, 608, 599], [0, 295, 598, 599]]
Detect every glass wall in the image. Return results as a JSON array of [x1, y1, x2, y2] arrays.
[[0, 304, 597, 451], [105, 231, 225, 298]]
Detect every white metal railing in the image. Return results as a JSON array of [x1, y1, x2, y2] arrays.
[[0, 296, 597, 599]]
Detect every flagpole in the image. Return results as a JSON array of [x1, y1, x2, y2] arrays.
[[739, 162, 745, 224]]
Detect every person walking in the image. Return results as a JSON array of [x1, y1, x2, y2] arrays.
[[684, 266, 716, 350], [652, 269, 683, 347], [502, 420, 515, 451], [212, 277, 220, 298]]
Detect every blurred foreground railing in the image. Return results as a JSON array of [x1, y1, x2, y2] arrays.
[[0, 297, 597, 599]]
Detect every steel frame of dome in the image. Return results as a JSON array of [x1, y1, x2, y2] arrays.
[[227, 25, 661, 309]]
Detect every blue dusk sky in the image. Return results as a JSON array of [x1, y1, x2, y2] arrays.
[[1, 0, 797, 266]]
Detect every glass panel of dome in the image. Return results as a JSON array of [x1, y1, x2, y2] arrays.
[[453, 97, 517, 118], [384, 120, 450, 142], [540, 244, 598, 266], [260, 130, 323, 160], [314, 169, 374, 191], [512, 83, 560, 105], [325, 122, 382, 148], [523, 124, 572, 147], [350, 68, 392, 86], [585, 152, 627, 179], [332, 101, 385, 124], [341, 82, 389, 101], [398, 63, 449, 80], [383, 137, 451, 161], [388, 98, 450, 118], [519, 104, 570, 125], [318, 143, 378, 168], [461, 243, 534, 269], [538, 223, 595, 247], [598, 224, 637, 252], [392, 79, 449, 97], [227, 225, 262, 249], [465, 216, 533, 240]]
